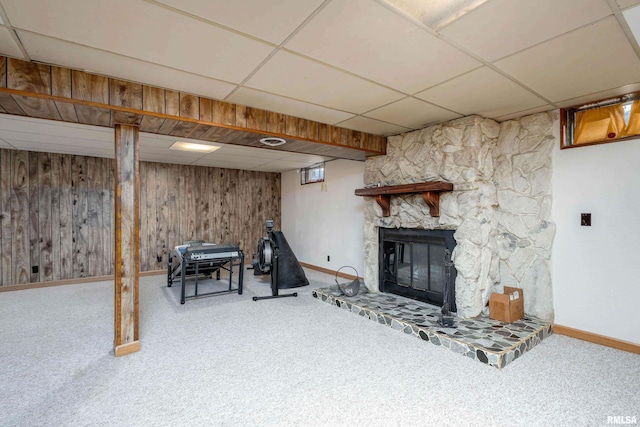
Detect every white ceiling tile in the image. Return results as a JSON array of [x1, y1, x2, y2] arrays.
[[138, 146, 205, 158], [0, 25, 25, 58], [441, 0, 612, 61], [191, 158, 258, 168], [262, 159, 318, 168], [200, 153, 268, 165], [3, 0, 274, 83], [555, 83, 640, 108], [17, 31, 237, 100], [245, 50, 404, 114], [495, 17, 640, 102], [618, 0, 640, 10], [251, 165, 291, 172], [281, 153, 329, 164], [416, 67, 548, 119], [623, 5, 640, 46], [227, 87, 354, 125], [0, 130, 113, 150], [285, 0, 480, 93], [337, 116, 411, 136], [0, 114, 113, 141], [139, 152, 205, 164], [154, 0, 325, 45], [365, 97, 461, 129], [5, 140, 114, 157], [382, 0, 489, 31], [493, 105, 555, 122], [0, 138, 15, 148], [216, 145, 290, 159]]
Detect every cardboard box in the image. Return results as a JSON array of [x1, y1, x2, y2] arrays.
[[489, 286, 524, 323]]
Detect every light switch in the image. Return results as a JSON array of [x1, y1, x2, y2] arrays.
[[581, 213, 591, 226]]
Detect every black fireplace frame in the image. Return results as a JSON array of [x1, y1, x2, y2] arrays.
[[379, 228, 457, 312]]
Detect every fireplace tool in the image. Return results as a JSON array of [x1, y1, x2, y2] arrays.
[[335, 266, 360, 297], [439, 248, 456, 328]]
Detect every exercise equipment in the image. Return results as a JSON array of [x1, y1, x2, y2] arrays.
[[251, 220, 308, 301], [168, 241, 244, 304]]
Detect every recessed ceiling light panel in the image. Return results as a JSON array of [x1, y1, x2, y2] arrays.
[[170, 141, 220, 153], [260, 137, 287, 147], [383, 0, 488, 30]]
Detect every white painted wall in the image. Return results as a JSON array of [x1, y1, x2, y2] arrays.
[[281, 159, 365, 276], [552, 138, 640, 344]]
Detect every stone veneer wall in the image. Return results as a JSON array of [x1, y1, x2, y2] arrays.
[[363, 113, 556, 320]]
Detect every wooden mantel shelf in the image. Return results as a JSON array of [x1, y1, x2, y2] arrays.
[[354, 182, 454, 217]]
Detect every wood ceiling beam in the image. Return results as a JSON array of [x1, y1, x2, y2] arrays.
[[0, 57, 387, 161]]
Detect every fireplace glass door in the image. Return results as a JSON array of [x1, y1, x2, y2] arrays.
[[380, 228, 456, 311]]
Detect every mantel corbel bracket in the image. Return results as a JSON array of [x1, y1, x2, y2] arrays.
[[421, 191, 440, 217], [374, 195, 391, 217]]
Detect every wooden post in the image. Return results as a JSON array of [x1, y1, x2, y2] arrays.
[[113, 124, 140, 357]]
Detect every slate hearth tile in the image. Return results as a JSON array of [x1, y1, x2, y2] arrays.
[[476, 349, 489, 364], [487, 352, 499, 365], [450, 340, 469, 354], [473, 338, 495, 347], [312, 287, 551, 369]]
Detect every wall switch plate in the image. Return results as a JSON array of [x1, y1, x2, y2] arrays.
[[581, 213, 591, 226]]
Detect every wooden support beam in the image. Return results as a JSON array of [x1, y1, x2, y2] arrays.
[[114, 124, 140, 357], [0, 57, 387, 161]]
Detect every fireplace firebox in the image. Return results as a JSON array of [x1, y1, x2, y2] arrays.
[[379, 228, 457, 312]]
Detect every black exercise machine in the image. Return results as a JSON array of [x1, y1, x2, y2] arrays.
[[250, 220, 308, 301]]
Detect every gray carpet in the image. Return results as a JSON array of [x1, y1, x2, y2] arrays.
[[0, 268, 638, 427]]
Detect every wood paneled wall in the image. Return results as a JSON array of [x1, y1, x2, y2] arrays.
[[0, 148, 280, 287]]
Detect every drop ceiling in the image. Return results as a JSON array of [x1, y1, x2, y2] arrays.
[[0, 114, 329, 172], [1, 0, 640, 170]]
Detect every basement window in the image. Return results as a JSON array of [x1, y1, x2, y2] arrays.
[[561, 92, 640, 148], [300, 163, 325, 185]]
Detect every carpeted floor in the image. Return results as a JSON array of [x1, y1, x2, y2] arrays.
[[0, 268, 638, 427]]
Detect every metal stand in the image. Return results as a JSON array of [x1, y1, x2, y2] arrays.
[[252, 252, 298, 301], [168, 248, 244, 304]]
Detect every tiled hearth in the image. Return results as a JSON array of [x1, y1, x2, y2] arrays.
[[313, 286, 552, 369]]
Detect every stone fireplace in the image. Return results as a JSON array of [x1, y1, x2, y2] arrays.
[[362, 113, 556, 321]]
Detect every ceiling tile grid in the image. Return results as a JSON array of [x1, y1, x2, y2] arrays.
[[152, 0, 327, 45], [0, 0, 638, 165], [0, 114, 333, 172], [0, 25, 23, 58], [439, 0, 613, 62], [495, 16, 640, 103], [416, 67, 549, 119], [243, 50, 405, 114], [284, 0, 481, 94]]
